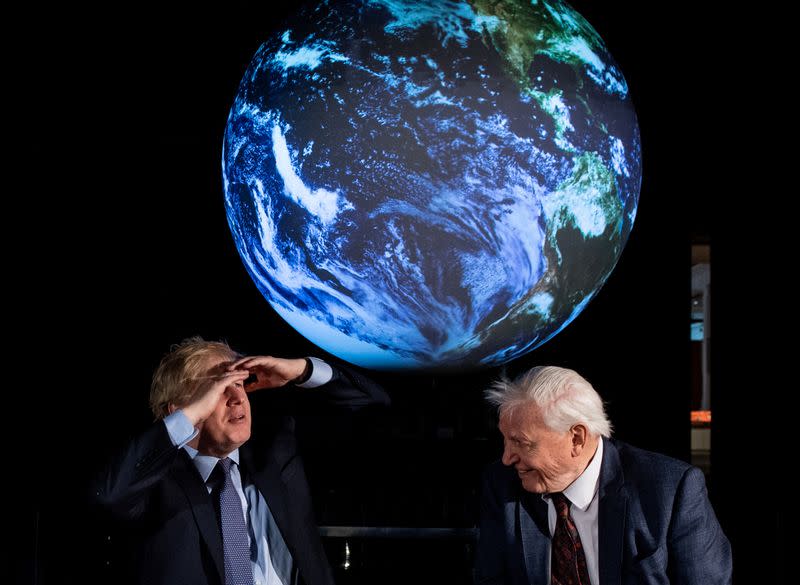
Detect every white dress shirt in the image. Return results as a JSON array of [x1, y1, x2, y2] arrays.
[[542, 438, 603, 585]]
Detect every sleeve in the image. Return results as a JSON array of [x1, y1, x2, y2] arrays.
[[163, 410, 198, 446], [295, 357, 333, 388], [475, 465, 509, 585], [90, 421, 183, 520], [667, 466, 733, 585], [287, 358, 391, 412]]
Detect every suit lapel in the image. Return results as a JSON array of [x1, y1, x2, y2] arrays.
[[173, 449, 225, 582], [598, 438, 627, 585], [240, 445, 306, 574], [520, 489, 549, 585]]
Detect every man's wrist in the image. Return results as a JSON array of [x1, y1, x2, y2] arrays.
[[291, 357, 313, 385]]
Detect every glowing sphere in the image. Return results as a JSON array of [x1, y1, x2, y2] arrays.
[[223, 0, 641, 371]]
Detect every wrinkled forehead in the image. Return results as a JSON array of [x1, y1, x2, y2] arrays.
[[498, 402, 544, 435]]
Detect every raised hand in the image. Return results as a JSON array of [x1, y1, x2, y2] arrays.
[[180, 369, 250, 426], [227, 356, 308, 391]]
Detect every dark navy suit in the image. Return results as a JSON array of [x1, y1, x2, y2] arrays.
[[475, 438, 732, 584], [93, 364, 389, 585]]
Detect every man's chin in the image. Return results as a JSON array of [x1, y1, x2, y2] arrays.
[[520, 472, 545, 493], [232, 431, 251, 447], [224, 428, 251, 450]]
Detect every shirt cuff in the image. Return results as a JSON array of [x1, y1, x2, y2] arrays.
[[296, 357, 333, 388], [163, 410, 198, 447]]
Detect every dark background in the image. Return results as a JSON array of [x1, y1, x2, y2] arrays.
[[12, 1, 778, 583]]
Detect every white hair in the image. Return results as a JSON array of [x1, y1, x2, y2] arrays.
[[485, 366, 613, 437]]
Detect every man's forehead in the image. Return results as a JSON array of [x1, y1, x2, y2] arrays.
[[499, 404, 542, 433], [202, 355, 235, 373]]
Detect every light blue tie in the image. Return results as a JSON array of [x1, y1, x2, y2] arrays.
[[215, 457, 254, 585]]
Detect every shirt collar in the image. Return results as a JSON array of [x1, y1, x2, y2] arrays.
[[183, 445, 241, 483], [542, 437, 603, 511], [564, 437, 603, 511]]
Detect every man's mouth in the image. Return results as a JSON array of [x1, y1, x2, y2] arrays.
[[229, 412, 246, 423]]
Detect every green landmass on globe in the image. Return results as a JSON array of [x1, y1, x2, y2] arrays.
[[223, 0, 641, 371]]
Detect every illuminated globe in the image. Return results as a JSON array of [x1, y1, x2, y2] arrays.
[[223, 0, 641, 371]]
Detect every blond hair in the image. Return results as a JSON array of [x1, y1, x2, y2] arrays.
[[149, 336, 240, 419]]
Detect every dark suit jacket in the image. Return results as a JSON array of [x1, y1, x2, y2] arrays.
[[475, 438, 732, 585], [93, 364, 389, 585]]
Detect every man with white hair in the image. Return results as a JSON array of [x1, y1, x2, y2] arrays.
[[475, 366, 731, 585]]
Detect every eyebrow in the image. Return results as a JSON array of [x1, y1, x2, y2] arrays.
[[503, 431, 534, 444]]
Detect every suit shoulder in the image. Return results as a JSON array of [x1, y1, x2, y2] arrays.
[[610, 439, 693, 486]]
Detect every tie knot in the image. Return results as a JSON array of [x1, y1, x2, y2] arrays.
[[551, 492, 571, 518], [209, 457, 234, 491], [218, 457, 234, 475]]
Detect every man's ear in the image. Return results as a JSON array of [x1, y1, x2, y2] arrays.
[[168, 403, 178, 415], [570, 423, 588, 456]]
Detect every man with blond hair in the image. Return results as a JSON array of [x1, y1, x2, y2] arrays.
[[94, 336, 389, 585], [475, 366, 731, 585]]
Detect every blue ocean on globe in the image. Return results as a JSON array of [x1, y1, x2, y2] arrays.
[[223, 0, 641, 371]]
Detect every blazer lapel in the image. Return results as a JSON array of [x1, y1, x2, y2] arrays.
[[240, 446, 304, 571], [520, 489, 549, 585], [173, 449, 225, 582], [598, 438, 627, 585]]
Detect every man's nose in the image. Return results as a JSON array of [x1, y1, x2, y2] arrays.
[[226, 384, 246, 403], [501, 444, 518, 467]]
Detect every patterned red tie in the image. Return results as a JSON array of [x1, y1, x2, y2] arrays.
[[551, 492, 591, 585]]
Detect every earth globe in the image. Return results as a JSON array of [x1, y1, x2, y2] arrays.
[[222, 0, 641, 371]]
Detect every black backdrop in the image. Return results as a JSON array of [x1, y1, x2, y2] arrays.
[[12, 1, 779, 583]]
